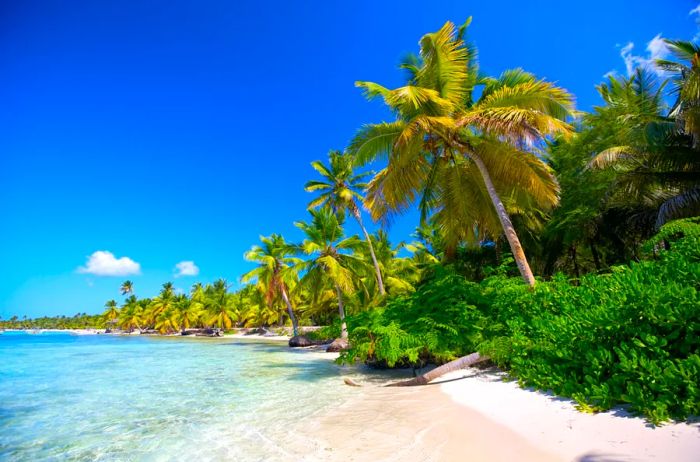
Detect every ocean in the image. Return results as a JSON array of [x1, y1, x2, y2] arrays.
[[0, 331, 390, 461]]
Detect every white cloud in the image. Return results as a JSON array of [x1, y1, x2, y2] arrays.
[[691, 5, 700, 41], [617, 34, 669, 77], [77, 251, 141, 276], [174, 260, 199, 277]]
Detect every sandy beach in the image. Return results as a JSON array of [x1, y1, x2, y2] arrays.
[[294, 366, 700, 462]]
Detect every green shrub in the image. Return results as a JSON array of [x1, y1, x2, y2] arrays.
[[342, 218, 700, 424], [486, 218, 700, 424], [304, 322, 340, 342]]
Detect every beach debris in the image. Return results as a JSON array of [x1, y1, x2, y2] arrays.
[[343, 377, 362, 387], [387, 352, 489, 387]]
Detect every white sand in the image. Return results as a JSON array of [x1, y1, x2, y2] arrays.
[[440, 368, 700, 461], [293, 381, 561, 462], [225, 333, 291, 342], [294, 365, 699, 461]]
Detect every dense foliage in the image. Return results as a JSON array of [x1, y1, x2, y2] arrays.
[[0, 313, 105, 330], [341, 219, 700, 423]]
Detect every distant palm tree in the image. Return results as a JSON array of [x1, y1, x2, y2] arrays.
[[147, 283, 176, 328], [102, 300, 119, 326], [295, 208, 368, 340], [350, 20, 574, 286], [305, 150, 386, 295], [120, 280, 134, 296], [205, 279, 238, 329], [365, 230, 418, 294], [242, 234, 302, 336], [176, 294, 200, 332], [119, 295, 142, 332], [155, 303, 180, 334]]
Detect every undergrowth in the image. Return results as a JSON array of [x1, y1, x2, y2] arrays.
[[340, 218, 700, 424]]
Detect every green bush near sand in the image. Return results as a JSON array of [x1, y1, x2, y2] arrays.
[[341, 218, 700, 424]]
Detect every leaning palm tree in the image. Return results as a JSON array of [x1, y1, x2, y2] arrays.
[[242, 234, 302, 336], [120, 280, 134, 296], [305, 150, 386, 295], [295, 208, 368, 340], [349, 19, 574, 287]]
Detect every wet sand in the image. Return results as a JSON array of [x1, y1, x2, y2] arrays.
[[292, 367, 700, 461], [292, 378, 560, 461]]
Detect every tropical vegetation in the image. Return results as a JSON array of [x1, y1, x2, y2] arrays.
[[6, 21, 699, 424]]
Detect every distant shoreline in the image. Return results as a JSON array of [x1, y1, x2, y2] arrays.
[[2, 328, 295, 343]]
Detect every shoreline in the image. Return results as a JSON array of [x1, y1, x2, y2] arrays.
[[297, 366, 699, 462], [291, 373, 560, 461], [439, 368, 700, 461], [2, 328, 294, 341], [7, 330, 698, 460]]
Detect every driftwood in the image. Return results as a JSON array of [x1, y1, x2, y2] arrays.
[[345, 352, 489, 387]]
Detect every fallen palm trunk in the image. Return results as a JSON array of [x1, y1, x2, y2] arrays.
[[387, 352, 489, 387]]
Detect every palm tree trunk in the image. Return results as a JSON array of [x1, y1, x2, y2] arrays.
[[351, 206, 386, 295], [279, 285, 299, 337], [335, 284, 348, 340], [470, 152, 537, 287], [387, 352, 488, 386]]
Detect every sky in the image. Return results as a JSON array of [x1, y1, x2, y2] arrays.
[[1, 0, 698, 318]]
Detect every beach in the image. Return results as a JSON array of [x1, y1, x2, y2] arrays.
[[2, 331, 698, 461], [297, 366, 700, 462]]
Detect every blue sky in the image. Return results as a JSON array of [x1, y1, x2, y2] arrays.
[[1, 0, 698, 318]]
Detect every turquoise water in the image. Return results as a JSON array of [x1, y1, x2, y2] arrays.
[[0, 332, 394, 461]]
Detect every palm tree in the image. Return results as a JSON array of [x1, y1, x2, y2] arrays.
[[305, 150, 386, 295], [295, 208, 368, 340], [366, 230, 419, 294], [147, 283, 176, 329], [349, 20, 574, 287], [588, 69, 700, 228], [119, 295, 142, 332], [656, 39, 700, 144], [176, 293, 200, 332], [155, 304, 180, 334], [205, 279, 238, 329], [242, 234, 302, 336], [102, 300, 119, 326], [120, 280, 134, 296]]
